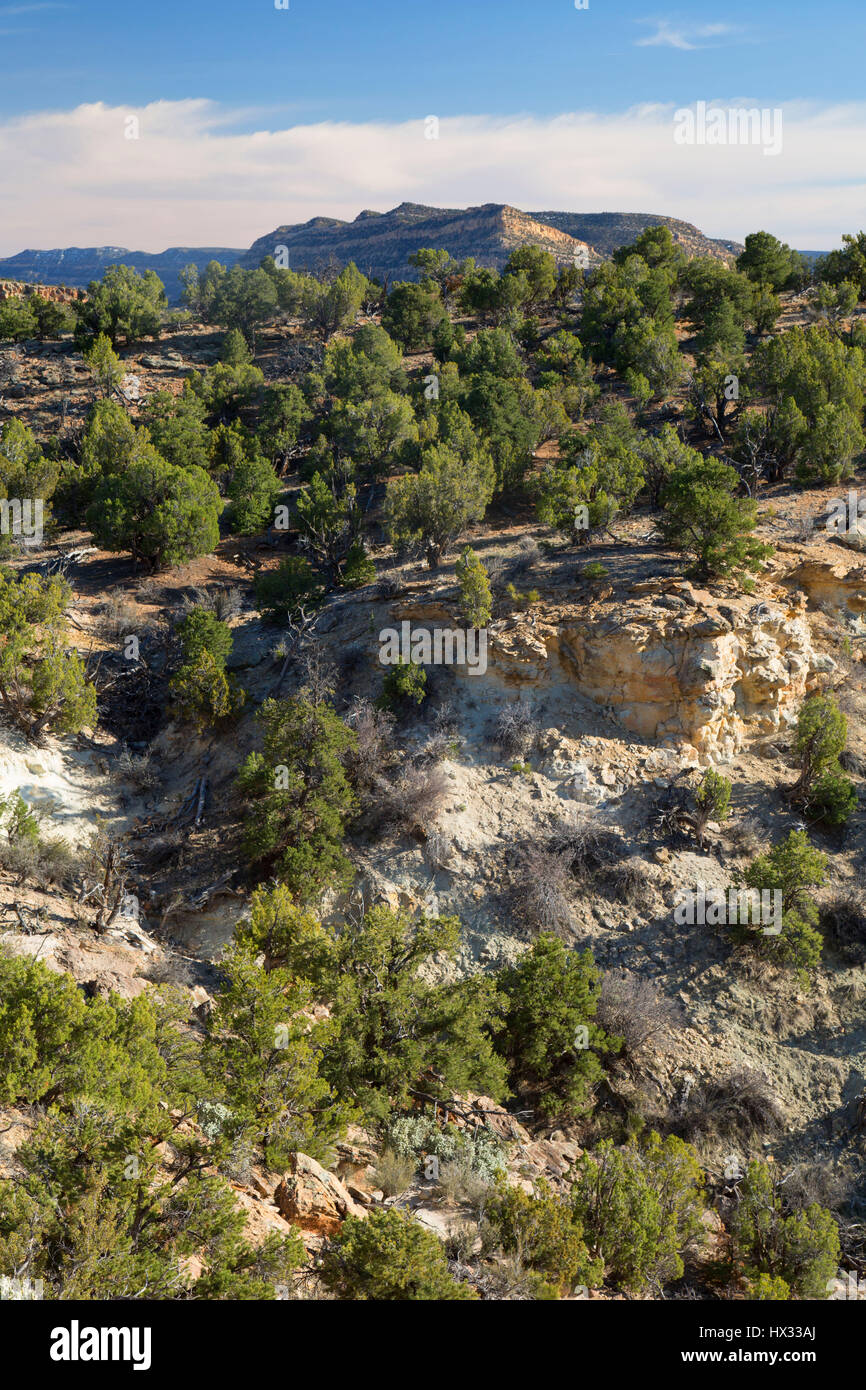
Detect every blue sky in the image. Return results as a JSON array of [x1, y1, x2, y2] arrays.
[[2, 0, 863, 122], [0, 1, 864, 252]]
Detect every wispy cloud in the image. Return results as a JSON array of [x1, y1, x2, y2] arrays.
[[0, 98, 860, 255], [635, 19, 739, 51]]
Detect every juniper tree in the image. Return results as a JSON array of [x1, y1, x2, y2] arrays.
[[0, 296, 38, 342], [384, 442, 494, 568], [235, 697, 357, 901], [234, 882, 330, 974], [255, 904, 508, 1121], [692, 768, 732, 849], [570, 1131, 706, 1294], [486, 1177, 602, 1299], [209, 424, 282, 536], [87, 451, 222, 570], [496, 934, 618, 1120], [140, 385, 211, 471], [168, 606, 243, 725], [734, 830, 827, 974], [202, 943, 349, 1167], [258, 382, 310, 467], [75, 265, 166, 347], [169, 648, 244, 731], [83, 332, 124, 398], [254, 556, 323, 623], [0, 418, 59, 550], [319, 1209, 476, 1300], [0, 952, 305, 1299], [737, 231, 806, 292], [295, 470, 359, 573], [0, 570, 96, 739], [789, 693, 856, 826], [455, 545, 492, 628], [730, 1159, 840, 1299], [659, 455, 772, 582], [381, 280, 449, 351]]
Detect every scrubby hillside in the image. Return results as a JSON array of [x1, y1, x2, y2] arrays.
[[0, 223, 864, 1304]]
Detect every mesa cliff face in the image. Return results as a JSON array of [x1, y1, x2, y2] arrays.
[[243, 201, 601, 280], [530, 210, 742, 262], [487, 582, 832, 762]]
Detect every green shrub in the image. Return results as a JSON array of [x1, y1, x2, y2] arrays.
[[0, 951, 306, 1299], [808, 766, 857, 827], [744, 1272, 792, 1299], [0, 791, 39, 844], [486, 1177, 603, 1299], [660, 456, 772, 581], [789, 694, 855, 825], [233, 882, 330, 974], [455, 545, 492, 628], [339, 542, 376, 589], [505, 581, 540, 609], [235, 697, 356, 902], [692, 768, 731, 848], [285, 907, 508, 1122], [225, 450, 282, 537], [496, 934, 618, 1121], [254, 556, 322, 623], [0, 296, 38, 343], [202, 943, 348, 1168], [88, 455, 221, 570], [169, 648, 245, 730], [383, 441, 494, 568], [176, 606, 234, 666], [733, 830, 827, 974], [379, 657, 427, 709], [169, 607, 243, 728], [570, 1131, 706, 1294], [730, 1160, 840, 1299], [318, 1208, 476, 1299], [0, 569, 96, 738], [0, 418, 59, 548]]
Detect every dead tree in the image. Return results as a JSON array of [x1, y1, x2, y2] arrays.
[[78, 830, 131, 933]]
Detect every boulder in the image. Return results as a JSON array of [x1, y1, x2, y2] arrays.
[[274, 1152, 368, 1236]]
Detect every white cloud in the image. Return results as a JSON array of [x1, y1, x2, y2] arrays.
[[635, 20, 739, 50], [0, 98, 863, 256]]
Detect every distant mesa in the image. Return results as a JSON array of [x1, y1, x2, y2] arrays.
[[0, 246, 246, 304], [0, 203, 748, 303], [240, 202, 744, 284]]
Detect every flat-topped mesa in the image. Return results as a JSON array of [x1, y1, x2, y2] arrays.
[[486, 582, 833, 763], [242, 201, 602, 281]]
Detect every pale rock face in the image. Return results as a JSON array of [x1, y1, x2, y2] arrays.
[[783, 558, 866, 616], [488, 588, 831, 764]]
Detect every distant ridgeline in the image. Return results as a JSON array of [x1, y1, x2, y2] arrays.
[[0, 204, 748, 303], [0, 248, 245, 305]]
